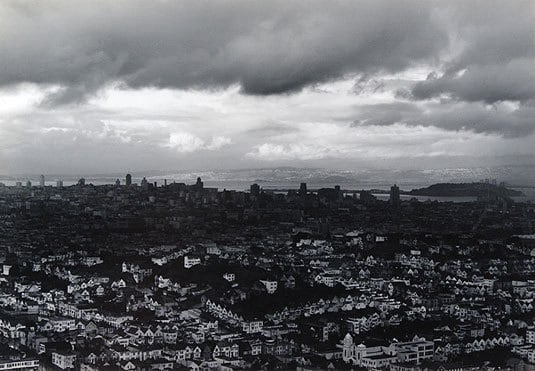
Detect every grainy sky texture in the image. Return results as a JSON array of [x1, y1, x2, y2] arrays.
[[0, 0, 534, 173]]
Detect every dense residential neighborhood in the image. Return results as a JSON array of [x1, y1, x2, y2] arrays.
[[0, 177, 534, 370]]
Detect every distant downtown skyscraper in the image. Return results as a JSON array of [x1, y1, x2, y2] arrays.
[[390, 184, 400, 209], [126, 173, 132, 186], [299, 182, 307, 196], [39, 174, 45, 187]]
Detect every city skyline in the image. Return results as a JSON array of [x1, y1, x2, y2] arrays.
[[1, 2, 534, 368], [1, 160, 533, 370], [0, 0, 534, 174]]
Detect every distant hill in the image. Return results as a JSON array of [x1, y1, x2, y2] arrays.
[[406, 182, 524, 197]]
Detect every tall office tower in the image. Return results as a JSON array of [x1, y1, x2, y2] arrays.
[[77, 178, 86, 186], [56, 180, 63, 188], [39, 174, 45, 187], [334, 185, 342, 200], [164, 179, 167, 187], [26, 181, 32, 188], [126, 173, 132, 186], [115, 179, 121, 186], [141, 177, 149, 190], [390, 184, 400, 209], [250, 183, 260, 197], [299, 182, 307, 196]]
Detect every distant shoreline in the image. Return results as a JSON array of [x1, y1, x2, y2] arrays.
[[404, 182, 524, 197]]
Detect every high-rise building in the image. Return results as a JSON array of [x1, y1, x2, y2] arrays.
[[77, 178, 86, 186], [125, 174, 132, 186], [56, 180, 63, 188], [39, 174, 45, 187], [26, 180, 32, 188], [141, 177, 149, 190], [250, 183, 260, 197], [115, 179, 120, 186], [335, 185, 342, 199], [299, 182, 307, 196], [390, 184, 400, 209]]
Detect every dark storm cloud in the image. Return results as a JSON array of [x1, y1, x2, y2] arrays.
[[0, 0, 449, 104], [411, 103, 535, 138], [352, 75, 386, 95], [0, 0, 533, 146], [445, 0, 535, 70], [351, 101, 535, 137], [411, 59, 535, 103], [409, 0, 535, 104]]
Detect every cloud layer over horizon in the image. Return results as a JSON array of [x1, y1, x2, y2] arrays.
[[0, 0, 534, 174]]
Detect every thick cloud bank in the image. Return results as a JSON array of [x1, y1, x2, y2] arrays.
[[0, 0, 450, 102], [0, 0, 534, 173]]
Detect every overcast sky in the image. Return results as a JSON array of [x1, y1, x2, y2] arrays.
[[0, 0, 534, 174]]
